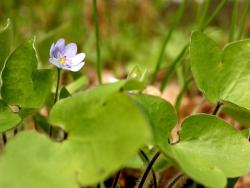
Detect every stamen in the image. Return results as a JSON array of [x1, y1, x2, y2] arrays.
[[59, 57, 67, 65]]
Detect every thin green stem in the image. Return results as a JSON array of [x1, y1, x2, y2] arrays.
[[160, 44, 189, 92], [198, 0, 212, 31], [54, 68, 61, 104], [151, 0, 187, 84], [50, 68, 61, 137], [229, 0, 239, 42], [237, 1, 250, 39], [93, 0, 102, 84], [111, 171, 121, 188], [138, 151, 161, 188], [160, 0, 227, 92], [139, 150, 158, 188], [202, 0, 228, 31]]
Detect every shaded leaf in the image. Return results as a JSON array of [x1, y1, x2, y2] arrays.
[[1, 39, 55, 108], [0, 19, 11, 73], [131, 94, 177, 145], [0, 100, 21, 132], [223, 102, 250, 128]]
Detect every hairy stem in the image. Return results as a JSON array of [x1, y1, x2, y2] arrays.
[[93, 0, 102, 84], [138, 151, 161, 188]]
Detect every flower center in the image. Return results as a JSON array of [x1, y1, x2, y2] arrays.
[[59, 57, 67, 65]]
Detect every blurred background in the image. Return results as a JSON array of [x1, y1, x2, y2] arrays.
[[0, 0, 243, 78]]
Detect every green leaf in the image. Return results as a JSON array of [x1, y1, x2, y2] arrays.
[[1, 39, 55, 108], [59, 87, 71, 100], [223, 102, 250, 128], [66, 76, 89, 94], [190, 31, 250, 110], [0, 81, 151, 187], [0, 131, 79, 188], [0, 100, 21, 132], [0, 19, 11, 73], [159, 114, 250, 188], [131, 94, 177, 145]]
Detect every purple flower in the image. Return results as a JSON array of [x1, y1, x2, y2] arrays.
[[49, 39, 85, 72]]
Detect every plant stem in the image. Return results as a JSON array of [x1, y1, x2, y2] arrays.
[[237, 1, 250, 39], [160, 0, 227, 91], [160, 44, 189, 92], [166, 172, 184, 188], [50, 68, 61, 137], [139, 150, 158, 188], [201, 0, 228, 31], [151, 0, 187, 84], [111, 171, 121, 188], [229, 0, 239, 42], [138, 151, 161, 188], [198, 0, 212, 31], [93, 0, 102, 84], [212, 101, 223, 115], [54, 68, 61, 104], [2, 133, 7, 145]]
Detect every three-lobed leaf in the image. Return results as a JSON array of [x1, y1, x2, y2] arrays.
[[190, 31, 250, 110], [1, 39, 55, 108], [131, 94, 177, 145], [159, 114, 250, 188], [0, 81, 151, 187]]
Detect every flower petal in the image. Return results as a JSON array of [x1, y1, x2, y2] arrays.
[[54, 38, 65, 51], [71, 53, 86, 65], [63, 43, 77, 57], [64, 62, 85, 72], [49, 57, 61, 69], [49, 43, 55, 57]]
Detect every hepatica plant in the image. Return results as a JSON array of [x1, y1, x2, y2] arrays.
[[0, 2, 250, 188]]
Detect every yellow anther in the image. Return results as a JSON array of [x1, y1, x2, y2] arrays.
[[59, 57, 67, 65]]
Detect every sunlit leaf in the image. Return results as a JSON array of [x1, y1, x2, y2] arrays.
[[159, 114, 250, 188], [0, 81, 151, 187], [190, 31, 250, 110]]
